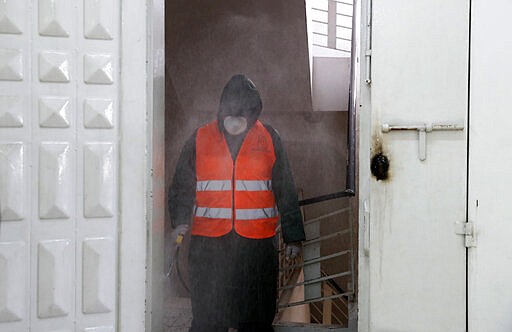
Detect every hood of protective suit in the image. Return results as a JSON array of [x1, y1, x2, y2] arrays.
[[217, 74, 262, 134]]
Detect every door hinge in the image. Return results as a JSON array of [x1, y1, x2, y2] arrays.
[[364, 0, 373, 84], [455, 221, 476, 248], [363, 200, 370, 256]]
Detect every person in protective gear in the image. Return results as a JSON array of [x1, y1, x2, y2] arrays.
[[168, 74, 306, 332]]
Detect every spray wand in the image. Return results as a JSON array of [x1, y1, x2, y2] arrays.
[[166, 230, 190, 293]]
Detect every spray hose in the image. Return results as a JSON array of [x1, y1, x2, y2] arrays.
[[166, 233, 191, 294]]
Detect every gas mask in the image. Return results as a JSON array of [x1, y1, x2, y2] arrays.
[[223, 116, 248, 135]]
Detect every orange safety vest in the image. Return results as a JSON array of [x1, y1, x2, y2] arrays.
[[192, 120, 278, 239]]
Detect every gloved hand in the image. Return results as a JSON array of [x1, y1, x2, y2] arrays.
[[285, 242, 302, 260], [171, 224, 189, 246]]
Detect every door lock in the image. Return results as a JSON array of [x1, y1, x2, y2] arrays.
[[455, 221, 477, 248], [381, 123, 464, 161]]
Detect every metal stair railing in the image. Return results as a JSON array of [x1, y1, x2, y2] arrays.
[[275, 200, 355, 328]]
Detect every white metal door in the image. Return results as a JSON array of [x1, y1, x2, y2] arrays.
[[366, 1, 469, 331], [468, 0, 512, 330], [0, 1, 120, 331]]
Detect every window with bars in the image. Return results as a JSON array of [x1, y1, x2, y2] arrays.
[[306, 0, 354, 112], [309, 0, 353, 54]]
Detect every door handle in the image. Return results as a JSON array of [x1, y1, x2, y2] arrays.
[[381, 123, 464, 161]]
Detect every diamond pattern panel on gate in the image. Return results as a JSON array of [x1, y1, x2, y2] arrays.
[[0, 0, 120, 331]]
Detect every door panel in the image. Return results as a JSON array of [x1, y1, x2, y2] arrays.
[[369, 1, 469, 331], [0, 0, 120, 331], [468, 0, 512, 330]]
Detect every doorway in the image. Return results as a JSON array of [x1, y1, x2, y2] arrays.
[[158, 0, 359, 330]]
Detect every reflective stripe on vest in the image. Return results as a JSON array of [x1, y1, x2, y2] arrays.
[[236, 180, 272, 191], [192, 120, 278, 239], [235, 207, 278, 220], [194, 206, 232, 219], [196, 179, 272, 192], [193, 206, 278, 220], [196, 180, 232, 191]]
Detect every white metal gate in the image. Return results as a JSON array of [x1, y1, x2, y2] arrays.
[[361, 0, 470, 331], [0, 1, 122, 331], [468, 0, 512, 330]]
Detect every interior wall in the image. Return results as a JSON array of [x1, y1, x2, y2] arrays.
[[165, 0, 351, 296]]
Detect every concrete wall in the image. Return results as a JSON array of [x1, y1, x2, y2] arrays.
[[165, 0, 351, 298]]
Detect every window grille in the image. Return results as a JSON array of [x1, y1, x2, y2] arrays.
[[310, 0, 353, 54]]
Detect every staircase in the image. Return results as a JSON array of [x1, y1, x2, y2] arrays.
[[275, 199, 355, 329], [309, 271, 350, 326]]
